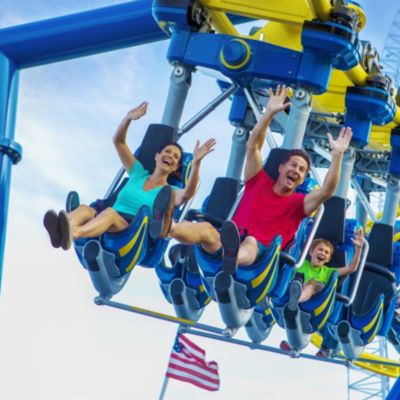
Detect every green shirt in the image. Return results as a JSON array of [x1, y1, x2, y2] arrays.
[[297, 259, 338, 285], [113, 160, 178, 216]]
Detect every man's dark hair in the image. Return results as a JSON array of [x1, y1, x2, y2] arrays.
[[281, 149, 311, 172]]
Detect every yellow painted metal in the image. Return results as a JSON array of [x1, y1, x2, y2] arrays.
[[308, 0, 332, 21], [251, 22, 302, 51], [208, 9, 239, 35], [311, 333, 400, 378], [347, 2, 367, 31], [200, 0, 315, 25]]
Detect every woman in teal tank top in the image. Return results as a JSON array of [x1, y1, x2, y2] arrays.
[[43, 101, 216, 250]]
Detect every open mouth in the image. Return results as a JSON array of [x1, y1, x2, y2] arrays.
[[317, 255, 326, 262], [286, 174, 296, 184], [162, 158, 173, 166]]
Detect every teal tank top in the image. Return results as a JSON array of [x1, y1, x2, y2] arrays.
[[113, 160, 178, 216]]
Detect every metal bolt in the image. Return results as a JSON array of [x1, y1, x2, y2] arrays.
[[295, 88, 307, 100], [235, 127, 245, 136], [174, 66, 185, 77]]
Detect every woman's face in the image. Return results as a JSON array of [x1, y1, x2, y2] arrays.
[[155, 144, 182, 174]]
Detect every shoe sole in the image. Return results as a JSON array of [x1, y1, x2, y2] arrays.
[[279, 340, 291, 352], [287, 281, 302, 312], [221, 221, 240, 275], [149, 186, 173, 240], [59, 210, 72, 250], [43, 210, 61, 248]]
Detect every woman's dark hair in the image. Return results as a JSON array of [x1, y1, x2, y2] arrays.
[[157, 141, 184, 179]]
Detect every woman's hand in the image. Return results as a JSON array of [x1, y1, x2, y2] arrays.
[[193, 138, 216, 164], [126, 101, 148, 121]]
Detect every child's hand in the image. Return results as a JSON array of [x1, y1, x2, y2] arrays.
[[351, 228, 365, 249]]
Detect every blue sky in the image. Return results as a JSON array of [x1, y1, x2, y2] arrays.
[[1, 1, 400, 399]]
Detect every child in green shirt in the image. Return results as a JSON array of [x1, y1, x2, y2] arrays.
[[288, 229, 365, 309], [280, 230, 365, 356]]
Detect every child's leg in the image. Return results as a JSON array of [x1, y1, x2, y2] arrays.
[[299, 279, 324, 303]]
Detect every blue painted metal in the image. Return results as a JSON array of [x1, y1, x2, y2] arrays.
[[301, 21, 361, 71], [162, 29, 361, 93], [0, 0, 250, 69], [0, 0, 167, 68], [390, 127, 400, 176], [345, 86, 396, 147], [0, 53, 20, 295], [167, 32, 303, 88]]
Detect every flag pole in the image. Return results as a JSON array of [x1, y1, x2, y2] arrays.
[[158, 375, 170, 400], [159, 327, 181, 400]]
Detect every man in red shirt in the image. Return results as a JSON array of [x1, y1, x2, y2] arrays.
[[151, 86, 352, 273]]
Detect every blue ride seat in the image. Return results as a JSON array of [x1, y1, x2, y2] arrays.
[[155, 244, 211, 321], [332, 222, 397, 359], [67, 123, 193, 300]]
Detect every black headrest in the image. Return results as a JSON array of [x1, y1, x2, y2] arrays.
[[263, 148, 290, 181], [329, 247, 347, 268], [367, 223, 394, 266], [135, 124, 176, 173], [205, 177, 240, 220], [315, 197, 346, 245]]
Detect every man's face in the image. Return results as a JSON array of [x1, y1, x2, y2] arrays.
[[277, 155, 308, 192], [310, 243, 332, 266]]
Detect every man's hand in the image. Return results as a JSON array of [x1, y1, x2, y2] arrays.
[[265, 85, 291, 116], [126, 101, 148, 121], [193, 138, 216, 164], [327, 127, 352, 155]]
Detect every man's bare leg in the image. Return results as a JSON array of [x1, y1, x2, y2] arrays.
[[237, 236, 259, 266], [169, 221, 221, 254]]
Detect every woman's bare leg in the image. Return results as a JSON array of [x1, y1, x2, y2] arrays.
[[73, 207, 129, 239], [68, 204, 97, 228]]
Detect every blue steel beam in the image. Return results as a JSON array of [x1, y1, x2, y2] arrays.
[[0, 0, 167, 68], [0, 54, 20, 294], [0, 0, 250, 69]]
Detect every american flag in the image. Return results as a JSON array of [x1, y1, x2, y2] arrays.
[[166, 334, 220, 391]]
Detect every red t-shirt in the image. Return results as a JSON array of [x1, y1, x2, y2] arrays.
[[232, 169, 307, 248]]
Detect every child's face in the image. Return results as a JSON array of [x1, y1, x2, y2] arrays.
[[310, 243, 332, 266]]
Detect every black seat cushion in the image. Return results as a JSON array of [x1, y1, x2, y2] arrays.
[[351, 263, 396, 315], [263, 148, 291, 181], [204, 177, 240, 221], [315, 197, 346, 246], [367, 223, 394, 267]]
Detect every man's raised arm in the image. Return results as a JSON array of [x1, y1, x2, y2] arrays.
[[304, 127, 353, 215], [244, 85, 291, 181]]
